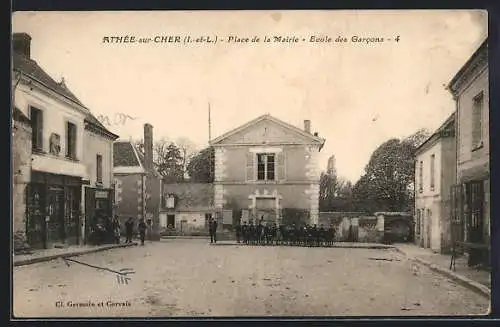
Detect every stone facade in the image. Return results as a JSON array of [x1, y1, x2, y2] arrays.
[[113, 137, 162, 240], [448, 38, 490, 248], [12, 116, 32, 251], [114, 173, 144, 229], [414, 113, 456, 254], [210, 114, 325, 225], [159, 183, 214, 233]]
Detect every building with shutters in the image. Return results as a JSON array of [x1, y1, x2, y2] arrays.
[[113, 124, 161, 240], [12, 32, 117, 249], [209, 114, 326, 227], [447, 38, 490, 265], [414, 113, 456, 254], [82, 114, 119, 244]]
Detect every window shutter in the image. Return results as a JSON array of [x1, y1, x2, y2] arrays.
[[246, 152, 254, 181], [37, 110, 43, 149], [276, 151, 285, 181]]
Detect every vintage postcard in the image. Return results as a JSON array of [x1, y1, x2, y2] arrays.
[[11, 10, 490, 318]]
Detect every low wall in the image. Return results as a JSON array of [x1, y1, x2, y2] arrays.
[[319, 212, 384, 243]]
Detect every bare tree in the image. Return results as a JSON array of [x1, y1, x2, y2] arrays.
[[175, 137, 198, 179]]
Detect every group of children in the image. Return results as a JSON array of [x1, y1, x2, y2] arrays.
[[235, 220, 337, 247]]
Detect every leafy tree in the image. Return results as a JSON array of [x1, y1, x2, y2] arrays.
[[159, 143, 184, 182], [319, 171, 354, 212], [186, 147, 215, 183], [352, 128, 431, 213], [134, 138, 184, 182]]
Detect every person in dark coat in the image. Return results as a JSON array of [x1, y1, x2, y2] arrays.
[[256, 220, 263, 245], [112, 215, 121, 244], [242, 221, 248, 244], [124, 217, 134, 243], [211, 218, 218, 244], [235, 222, 242, 243], [208, 218, 214, 244], [138, 219, 147, 246], [249, 221, 256, 245]]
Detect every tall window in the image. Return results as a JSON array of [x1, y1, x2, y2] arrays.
[[257, 153, 275, 181], [96, 154, 103, 183], [419, 161, 423, 193], [30, 107, 43, 151], [472, 91, 484, 149], [66, 122, 77, 159], [430, 154, 435, 191]]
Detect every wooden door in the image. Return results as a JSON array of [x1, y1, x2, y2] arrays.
[[46, 188, 65, 243], [426, 209, 432, 248], [85, 188, 96, 244], [25, 184, 46, 248], [450, 184, 464, 251], [467, 181, 484, 243]]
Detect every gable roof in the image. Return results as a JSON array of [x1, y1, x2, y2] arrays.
[[210, 114, 326, 149], [135, 147, 162, 178], [113, 140, 162, 176], [415, 112, 455, 155], [448, 38, 488, 95], [13, 51, 118, 140], [84, 112, 119, 140], [13, 52, 85, 107], [163, 183, 214, 211], [113, 141, 143, 172]]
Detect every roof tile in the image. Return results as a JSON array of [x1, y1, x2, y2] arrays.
[[113, 142, 140, 167]]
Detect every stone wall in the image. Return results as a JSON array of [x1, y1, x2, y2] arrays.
[[12, 120, 32, 251], [319, 212, 384, 243]]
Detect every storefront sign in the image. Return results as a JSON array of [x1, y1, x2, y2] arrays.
[[95, 190, 108, 199]]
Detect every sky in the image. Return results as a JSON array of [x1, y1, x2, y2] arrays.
[[12, 10, 487, 183]]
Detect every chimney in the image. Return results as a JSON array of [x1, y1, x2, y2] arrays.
[[304, 120, 311, 134], [144, 123, 153, 170], [13, 33, 32, 58]]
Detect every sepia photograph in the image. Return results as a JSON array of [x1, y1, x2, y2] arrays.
[[11, 10, 490, 318]]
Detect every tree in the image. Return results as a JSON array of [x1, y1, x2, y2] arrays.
[[175, 137, 198, 178], [319, 171, 354, 212], [186, 147, 215, 183], [158, 143, 184, 182], [352, 128, 431, 213], [134, 138, 184, 182]]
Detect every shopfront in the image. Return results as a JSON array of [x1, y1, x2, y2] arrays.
[[26, 171, 82, 249], [84, 187, 114, 244]]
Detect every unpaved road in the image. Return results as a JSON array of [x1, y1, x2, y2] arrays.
[[13, 239, 489, 317]]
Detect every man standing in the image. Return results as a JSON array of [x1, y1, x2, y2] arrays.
[[235, 222, 242, 244], [209, 218, 218, 244], [125, 217, 134, 243], [112, 215, 121, 244], [138, 219, 147, 246], [212, 218, 218, 244], [209, 218, 214, 244]]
